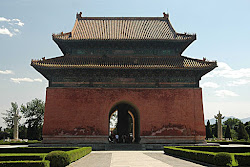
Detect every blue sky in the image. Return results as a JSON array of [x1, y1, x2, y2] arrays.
[[0, 0, 250, 128]]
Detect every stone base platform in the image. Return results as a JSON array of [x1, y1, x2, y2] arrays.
[[29, 143, 218, 151], [42, 135, 206, 145]]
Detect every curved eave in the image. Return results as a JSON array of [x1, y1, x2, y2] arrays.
[[31, 62, 216, 71], [52, 34, 196, 42], [52, 35, 196, 55], [31, 63, 50, 81], [31, 60, 217, 81]]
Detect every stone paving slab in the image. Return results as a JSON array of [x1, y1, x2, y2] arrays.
[[68, 151, 205, 167], [68, 152, 112, 167], [144, 153, 205, 167], [110, 151, 171, 167]]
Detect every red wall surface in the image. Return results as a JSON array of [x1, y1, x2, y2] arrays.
[[43, 87, 206, 144]]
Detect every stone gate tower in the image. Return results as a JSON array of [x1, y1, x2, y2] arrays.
[[31, 12, 217, 144]]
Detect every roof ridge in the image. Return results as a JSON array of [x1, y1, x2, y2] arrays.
[[76, 12, 169, 21], [77, 17, 168, 20]]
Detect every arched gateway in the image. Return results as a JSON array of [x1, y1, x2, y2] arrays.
[[109, 102, 140, 143], [31, 12, 217, 145]]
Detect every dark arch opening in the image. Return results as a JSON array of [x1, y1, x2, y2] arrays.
[[109, 102, 140, 143]]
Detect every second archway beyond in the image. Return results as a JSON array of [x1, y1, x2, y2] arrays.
[[109, 103, 140, 144]]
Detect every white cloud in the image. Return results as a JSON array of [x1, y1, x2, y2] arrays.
[[0, 17, 24, 37], [34, 78, 42, 82], [0, 17, 10, 22], [0, 70, 14, 74], [201, 82, 219, 88], [227, 79, 250, 87], [0, 17, 24, 26], [217, 62, 232, 71], [0, 27, 13, 37], [215, 90, 239, 97], [10, 78, 43, 84], [206, 62, 250, 79], [12, 19, 24, 27]]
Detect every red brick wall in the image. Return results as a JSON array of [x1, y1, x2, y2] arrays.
[[43, 87, 205, 143]]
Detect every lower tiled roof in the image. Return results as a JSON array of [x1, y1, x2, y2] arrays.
[[31, 56, 217, 70]]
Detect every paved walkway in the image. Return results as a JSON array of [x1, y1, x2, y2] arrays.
[[220, 144, 250, 147], [68, 151, 205, 167], [0, 145, 28, 148]]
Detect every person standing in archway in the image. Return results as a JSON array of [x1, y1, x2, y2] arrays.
[[115, 134, 119, 143]]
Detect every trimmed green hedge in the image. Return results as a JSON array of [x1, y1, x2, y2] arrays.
[[164, 146, 240, 166], [67, 147, 92, 162], [214, 152, 232, 166], [235, 154, 250, 166], [46, 151, 70, 167], [178, 146, 250, 153], [164, 146, 216, 165], [0, 155, 44, 161], [0, 147, 91, 167], [0, 160, 49, 167], [45, 147, 92, 167], [207, 140, 250, 145], [0, 147, 78, 153]]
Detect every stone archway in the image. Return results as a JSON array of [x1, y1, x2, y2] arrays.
[[109, 102, 140, 143]]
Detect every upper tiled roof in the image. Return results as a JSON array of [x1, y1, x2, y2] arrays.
[[53, 12, 195, 41], [31, 56, 217, 70]]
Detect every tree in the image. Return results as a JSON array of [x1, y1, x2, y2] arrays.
[[244, 121, 250, 136], [245, 121, 250, 126], [222, 125, 227, 138], [237, 122, 249, 141], [206, 120, 213, 139], [20, 98, 45, 140], [0, 127, 9, 140], [230, 129, 238, 139], [19, 125, 27, 139], [3, 128, 13, 139], [212, 120, 218, 138], [110, 111, 118, 128], [225, 125, 232, 139], [2, 102, 21, 128], [245, 125, 250, 137], [224, 118, 241, 129]]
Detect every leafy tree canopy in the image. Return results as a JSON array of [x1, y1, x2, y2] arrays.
[[245, 125, 250, 136], [238, 122, 249, 140], [2, 102, 21, 128], [223, 118, 241, 128], [245, 121, 250, 126], [20, 98, 45, 127]]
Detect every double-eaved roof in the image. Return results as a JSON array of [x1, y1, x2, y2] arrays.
[[32, 12, 217, 72], [53, 12, 195, 41]]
